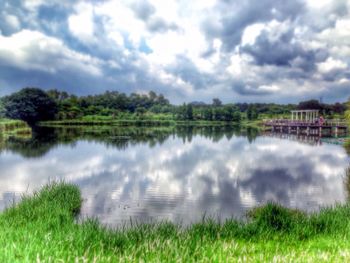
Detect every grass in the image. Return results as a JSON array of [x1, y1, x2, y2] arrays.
[[0, 118, 32, 140], [2, 183, 350, 261]]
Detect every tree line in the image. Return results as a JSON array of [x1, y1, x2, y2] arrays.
[[0, 87, 348, 125]]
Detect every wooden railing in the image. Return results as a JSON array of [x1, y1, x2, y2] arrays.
[[263, 119, 348, 127]]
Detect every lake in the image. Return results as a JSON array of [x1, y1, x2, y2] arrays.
[[0, 126, 349, 227]]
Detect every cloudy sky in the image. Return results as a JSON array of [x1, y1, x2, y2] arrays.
[[0, 0, 349, 103]]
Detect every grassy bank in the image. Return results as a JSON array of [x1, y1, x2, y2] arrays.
[[0, 119, 31, 139], [2, 183, 350, 262]]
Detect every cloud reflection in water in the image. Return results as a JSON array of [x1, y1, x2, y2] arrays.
[[0, 130, 349, 226]]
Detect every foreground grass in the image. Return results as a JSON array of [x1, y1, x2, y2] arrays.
[[2, 183, 350, 262]]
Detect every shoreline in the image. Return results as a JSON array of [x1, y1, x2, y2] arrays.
[[40, 118, 264, 129]]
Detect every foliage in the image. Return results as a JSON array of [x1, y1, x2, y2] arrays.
[[247, 105, 259, 120], [3, 183, 350, 261], [0, 98, 5, 118], [0, 88, 347, 124], [3, 88, 58, 125], [346, 100, 350, 123], [298, 99, 347, 116], [212, 98, 222, 106]]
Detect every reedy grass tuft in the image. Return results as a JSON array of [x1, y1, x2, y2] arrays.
[[2, 182, 350, 261], [0, 119, 32, 141]]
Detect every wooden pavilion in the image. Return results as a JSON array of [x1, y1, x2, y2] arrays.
[[264, 110, 347, 137]]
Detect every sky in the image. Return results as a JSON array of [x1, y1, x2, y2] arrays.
[[0, 0, 349, 104]]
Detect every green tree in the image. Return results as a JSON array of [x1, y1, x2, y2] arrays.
[[202, 107, 213, 121], [222, 105, 236, 121], [136, 107, 147, 118], [186, 104, 193, 120], [298, 100, 323, 110], [176, 104, 187, 120], [3, 88, 58, 125], [0, 98, 5, 118], [212, 98, 222, 107], [232, 111, 241, 123], [213, 107, 224, 121], [247, 105, 258, 120]]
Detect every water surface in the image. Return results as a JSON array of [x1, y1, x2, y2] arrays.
[[0, 126, 349, 226]]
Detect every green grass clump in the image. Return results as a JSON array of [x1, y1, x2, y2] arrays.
[[0, 119, 32, 140], [2, 183, 350, 262]]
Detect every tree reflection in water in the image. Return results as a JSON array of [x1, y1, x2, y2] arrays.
[[0, 125, 245, 158]]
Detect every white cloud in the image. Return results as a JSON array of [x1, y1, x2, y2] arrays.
[[317, 57, 347, 74], [95, 0, 145, 48], [319, 18, 350, 46], [68, 3, 95, 42], [305, 0, 334, 10], [241, 23, 265, 46], [3, 13, 20, 31], [0, 30, 103, 76], [258, 84, 280, 92], [22, 0, 46, 10], [108, 31, 125, 47]]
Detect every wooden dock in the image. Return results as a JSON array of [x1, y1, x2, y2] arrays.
[[264, 119, 348, 137]]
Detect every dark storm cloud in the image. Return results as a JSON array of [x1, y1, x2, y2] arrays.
[[146, 18, 179, 33], [167, 55, 217, 90], [203, 0, 305, 51], [131, 0, 156, 21], [322, 69, 349, 82], [130, 0, 180, 33], [240, 28, 328, 71], [231, 81, 274, 96]]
